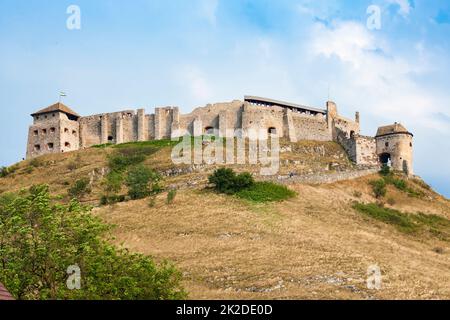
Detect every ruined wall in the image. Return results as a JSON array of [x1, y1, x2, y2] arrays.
[[354, 136, 378, 166], [291, 113, 330, 141]]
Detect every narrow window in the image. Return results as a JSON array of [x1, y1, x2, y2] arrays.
[[64, 128, 69, 133], [42, 129, 47, 134], [50, 127, 56, 133], [48, 143, 54, 150], [33, 130, 38, 136], [108, 136, 113, 141], [72, 130, 77, 136], [34, 144, 41, 151], [385, 142, 389, 147], [65, 142, 71, 148]]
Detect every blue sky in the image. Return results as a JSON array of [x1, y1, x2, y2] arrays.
[[0, 0, 449, 197]]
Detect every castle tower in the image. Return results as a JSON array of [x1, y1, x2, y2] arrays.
[[26, 102, 80, 159], [375, 123, 414, 175]]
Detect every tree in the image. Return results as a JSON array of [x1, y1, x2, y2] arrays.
[[0, 185, 186, 300], [125, 165, 161, 200]]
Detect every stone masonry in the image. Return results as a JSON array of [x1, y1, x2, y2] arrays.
[[26, 96, 414, 175]]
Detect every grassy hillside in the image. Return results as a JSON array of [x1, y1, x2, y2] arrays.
[[1, 140, 449, 299]]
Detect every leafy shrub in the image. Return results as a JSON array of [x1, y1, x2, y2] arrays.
[[236, 182, 296, 203], [100, 194, 126, 206], [68, 178, 91, 200], [370, 179, 387, 199], [167, 189, 177, 205], [126, 165, 161, 200], [0, 185, 186, 300], [208, 168, 255, 194], [105, 171, 124, 193], [379, 165, 391, 176]]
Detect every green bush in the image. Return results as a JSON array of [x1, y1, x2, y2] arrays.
[[208, 168, 255, 194], [68, 178, 91, 200], [100, 194, 126, 206], [105, 171, 124, 193], [126, 165, 161, 200], [236, 182, 296, 203], [167, 189, 177, 205], [379, 165, 391, 176], [370, 179, 387, 199], [0, 185, 186, 300]]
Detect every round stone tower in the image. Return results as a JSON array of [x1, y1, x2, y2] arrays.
[[375, 123, 414, 175]]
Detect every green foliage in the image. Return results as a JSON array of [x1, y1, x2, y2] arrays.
[[92, 143, 113, 149], [236, 182, 296, 203], [113, 139, 179, 149], [68, 178, 91, 200], [208, 168, 255, 195], [353, 203, 418, 234], [0, 165, 19, 178], [383, 175, 423, 198], [167, 189, 177, 205], [370, 179, 387, 199], [105, 171, 124, 193], [0, 185, 187, 300], [126, 165, 161, 200], [379, 165, 391, 176], [100, 194, 126, 206], [353, 203, 450, 239]]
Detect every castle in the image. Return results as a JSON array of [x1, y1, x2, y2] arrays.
[[26, 96, 414, 175]]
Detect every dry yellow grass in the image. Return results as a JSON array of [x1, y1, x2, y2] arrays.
[[1, 143, 449, 300], [94, 177, 450, 300]]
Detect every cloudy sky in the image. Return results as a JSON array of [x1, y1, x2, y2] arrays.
[[0, 0, 449, 197]]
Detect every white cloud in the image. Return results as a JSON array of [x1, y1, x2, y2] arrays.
[[309, 20, 449, 133], [387, 0, 413, 17]]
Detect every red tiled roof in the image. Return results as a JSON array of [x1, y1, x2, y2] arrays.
[[0, 283, 14, 300], [31, 102, 80, 118]]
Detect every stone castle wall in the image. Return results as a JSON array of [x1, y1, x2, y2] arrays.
[[26, 98, 415, 176]]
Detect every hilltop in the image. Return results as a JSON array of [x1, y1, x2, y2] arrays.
[[1, 139, 449, 299]]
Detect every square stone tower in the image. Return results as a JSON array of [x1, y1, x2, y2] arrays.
[[26, 102, 80, 159]]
